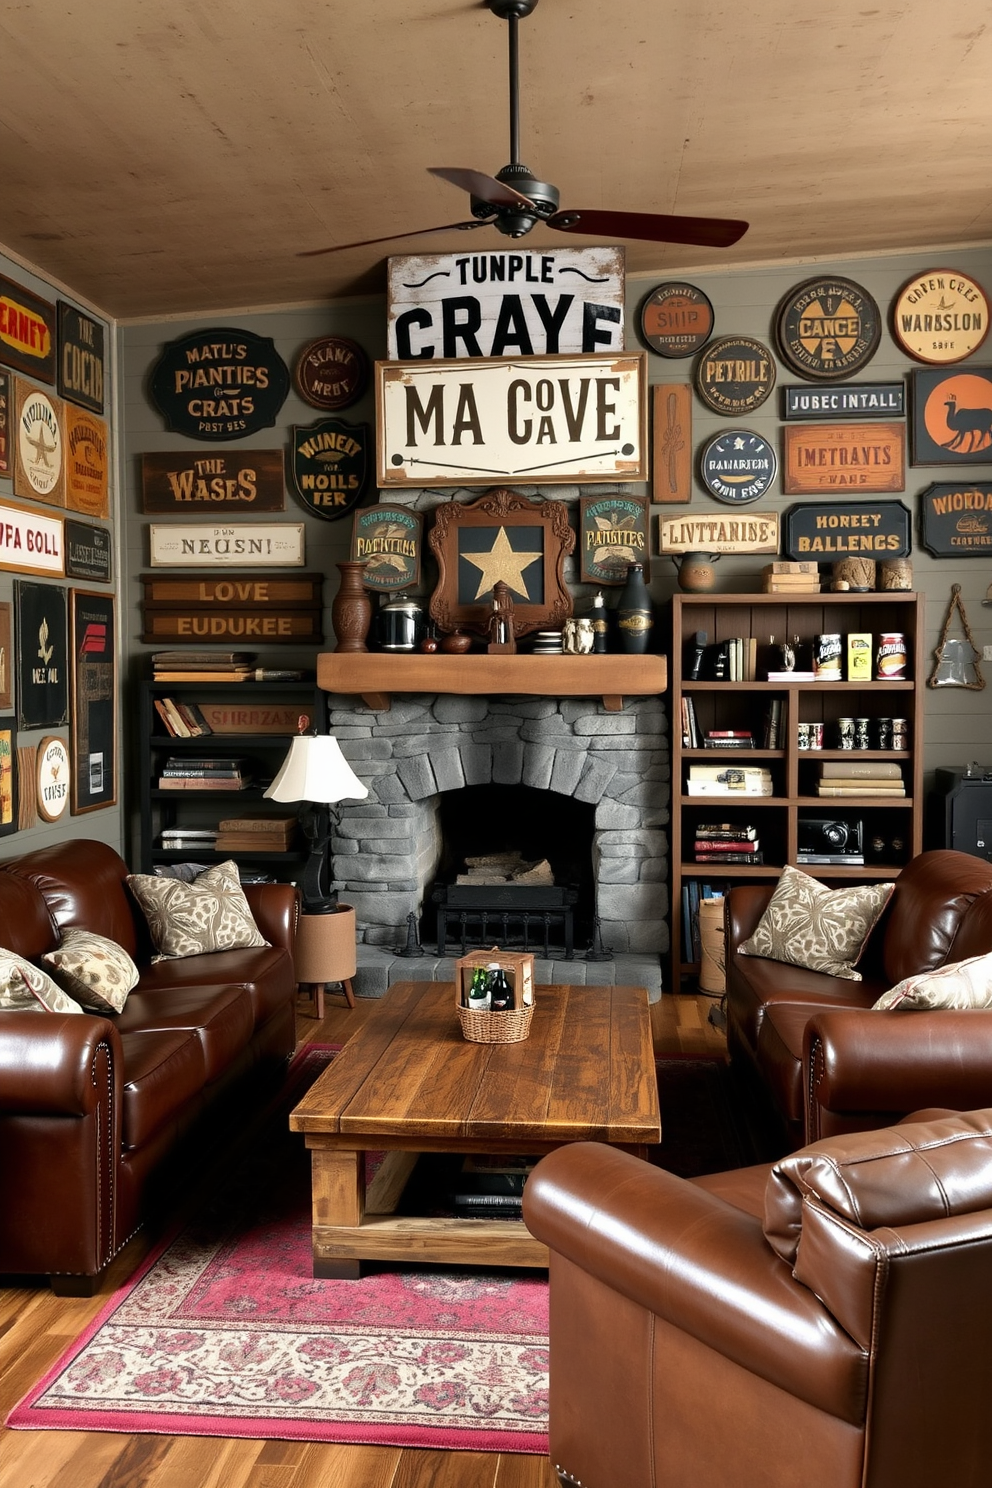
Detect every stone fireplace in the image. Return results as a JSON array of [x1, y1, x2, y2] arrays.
[[325, 689, 670, 997]]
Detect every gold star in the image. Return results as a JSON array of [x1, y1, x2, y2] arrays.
[[463, 526, 542, 601]]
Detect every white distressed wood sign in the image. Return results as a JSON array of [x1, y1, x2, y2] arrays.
[[376, 352, 647, 486], [387, 247, 624, 360], [148, 524, 305, 567]]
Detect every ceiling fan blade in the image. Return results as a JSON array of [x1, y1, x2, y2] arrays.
[[547, 208, 749, 249], [298, 218, 492, 258], [429, 166, 534, 208]]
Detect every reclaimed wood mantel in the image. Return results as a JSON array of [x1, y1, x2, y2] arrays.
[[316, 652, 667, 713]]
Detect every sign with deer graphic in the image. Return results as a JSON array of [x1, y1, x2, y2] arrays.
[[911, 368, 992, 465]]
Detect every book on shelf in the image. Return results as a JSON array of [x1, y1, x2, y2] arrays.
[[153, 671, 255, 683], [165, 756, 246, 770], [688, 765, 773, 795], [157, 776, 248, 790], [695, 824, 758, 841], [816, 783, 906, 796], [765, 561, 819, 575], [703, 736, 754, 749], [160, 765, 246, 779], [820, 760, 904, 780], [154, 651, 256, 665], [762, 577, 822, 594], [218, 813, 298, 833], [687, 780, 774, 796], [694, 839, 761, 854], [765, 670, 817, 681], [213, 836, 294, 853], [680, 696, 701, 748], [761, 698, 783, 748], [796, 853, 866, 866], [694, 851, 764, 865]]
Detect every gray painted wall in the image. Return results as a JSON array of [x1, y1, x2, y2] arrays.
[[115, 244, 992, 867], [0, 249, 122, 862]]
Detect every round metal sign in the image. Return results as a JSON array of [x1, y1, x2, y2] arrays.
[[36, 736, 70, 822], [17, 387, 63, 499], [776, 276, 881, 382], [700, 430, 778, 504], [694, 335, 776, 416], [294, 335, 370, 410], [639, 282, 714, 359], [892, 269, 990, 365]]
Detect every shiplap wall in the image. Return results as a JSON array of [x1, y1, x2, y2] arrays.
[[0, 249, 122, 860], [118, 244, 992, 868]]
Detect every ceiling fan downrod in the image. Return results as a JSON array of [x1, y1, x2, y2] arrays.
[[483, 0, 558, 236]]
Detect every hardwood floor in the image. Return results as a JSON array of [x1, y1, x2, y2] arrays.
[[0, 989, 724, 1488]]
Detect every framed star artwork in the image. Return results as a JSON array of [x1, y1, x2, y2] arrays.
[[428, 489, 574, 639]]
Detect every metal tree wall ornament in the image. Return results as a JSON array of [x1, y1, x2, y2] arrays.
[[300, 0, 748, 259], [929, 584, 984, 689]]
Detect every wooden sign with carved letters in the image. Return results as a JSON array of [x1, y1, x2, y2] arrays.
[[783, 423, 905, 494], [140, 450, 285, 513], [140, 572, 323, 644]]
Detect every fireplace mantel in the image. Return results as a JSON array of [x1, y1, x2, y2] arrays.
[[317, 652, 667, 712]]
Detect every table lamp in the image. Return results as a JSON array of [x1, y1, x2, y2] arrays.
[[264, 731, 368, 912]]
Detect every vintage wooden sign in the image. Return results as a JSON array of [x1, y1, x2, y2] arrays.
[[36, 736, 70, 822], [658, 512, 780, 555], [57, 302, 105, 414], [700, 430, 777, 505], [652, 384, 691, 503], [351, 506, 423, 591], [0, 275, 56, 383], [64, 405, 108, 518], [579, 495, 650, 584], [911, 367, 992, 465], [14, 380, 65, 507], [776, 276, 881, 382], [65, 520, 111, 583], [0, 498, 64, 577], [783, 422, 904, 494], [290, 417, 370, 519], [639, 282, 713, 358], [148, 523, 305, 568], [784, 501, 911, 561], [693, 336, 775, 416], [141, 610, 323, 644], [141, 570, 323, 643], [196, 701, 313, 734], [141, 573, 322, 607], [294, 336, 369, 410], [377, 352, 647, 486], [16, 580, 68, 728], [140, 450, 285, 513], [920, 483, 992, 556], [386, 247, 624, 359], [893, 270, 989, 365], [149, 327, 291, 440], [783, 383, 904, 420], [0, 369, 9, 475]]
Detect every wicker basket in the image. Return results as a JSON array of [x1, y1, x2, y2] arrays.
[[454, 948, 535, 1043], [457, 1001, 534, 1044]]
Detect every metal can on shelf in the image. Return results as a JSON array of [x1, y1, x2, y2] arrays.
[[837, 717, 855, 749], [876, 717, 893, 750], [876, 632, 907, 679], [808, 721, 824, 749], [797, 722, 811, 750], [891, 718, 909, 750], [855, 717, 870, 749], [813, 633, 843, 680]]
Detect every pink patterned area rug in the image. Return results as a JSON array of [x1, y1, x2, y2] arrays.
[[8, 1047, 549, 1452]]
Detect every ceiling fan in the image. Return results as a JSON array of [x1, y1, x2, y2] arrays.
[[300, 0, 748, 259]]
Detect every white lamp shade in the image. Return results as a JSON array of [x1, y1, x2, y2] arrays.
[[264, 734, 369, 805]]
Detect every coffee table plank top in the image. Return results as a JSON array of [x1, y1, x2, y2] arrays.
[[290, 980, 660, 1146]]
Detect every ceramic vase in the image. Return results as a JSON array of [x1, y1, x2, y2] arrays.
[[332, 562, 372, 653], [674, 552, 718, 593]]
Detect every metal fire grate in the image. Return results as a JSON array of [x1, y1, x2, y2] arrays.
[[432, 883, 578, 958]]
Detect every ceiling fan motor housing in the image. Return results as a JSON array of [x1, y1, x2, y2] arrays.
[[473, 162, 559, 237]]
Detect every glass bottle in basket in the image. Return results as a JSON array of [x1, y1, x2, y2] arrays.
[[489, 966, 513, 1011], [467, 966, 490, 1011]]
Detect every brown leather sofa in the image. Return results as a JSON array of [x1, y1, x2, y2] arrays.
[[524, 1109, 992, 1488], [725, 849, 992, 1145], [0, 839, 298, 1292]]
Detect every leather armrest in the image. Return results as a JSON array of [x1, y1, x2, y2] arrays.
[[523, 1142, 866, 1423], [726, 885, 774, 951], [805, 1008, 992, 1134], [0, 1012, 121, 1114], [243, 882, 298, 954]]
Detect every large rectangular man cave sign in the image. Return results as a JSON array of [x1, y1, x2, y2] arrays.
[[376, 352, 647, 487], [386, 248, 624, 359]]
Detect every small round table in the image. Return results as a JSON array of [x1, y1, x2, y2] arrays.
[[294, 903, 357, 1017]]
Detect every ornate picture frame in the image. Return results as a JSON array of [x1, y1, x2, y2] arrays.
[[428, 489, 574, 638]]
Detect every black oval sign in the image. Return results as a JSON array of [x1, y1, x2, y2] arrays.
[[700, 430, 777, 504], [150, 327, 290, 441], [776, 276, 881, 382], [694, 335, 776, 416]]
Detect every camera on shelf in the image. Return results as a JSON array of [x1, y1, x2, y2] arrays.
[[797, 817, 864, 860]]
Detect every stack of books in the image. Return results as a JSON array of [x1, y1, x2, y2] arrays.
[[687, 764, 773, 796], [153, 651, 256, 682], [449, 1156, 536, 1218], [153, 696, 214, 737], [157, 756, 251, 791], [694, 823, 763, 865], [159, 826, 219, 853], [213, 813, 299, 853], [761, 561, 821, 594], [815, 761, 905, 797], [681, 696, 701, 747], [703, 730, 754, 749]]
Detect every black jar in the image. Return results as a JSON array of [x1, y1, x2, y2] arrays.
[[616, 563, 654, 655]]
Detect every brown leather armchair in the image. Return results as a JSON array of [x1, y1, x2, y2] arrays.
[[524, 1109, 992, 1488]]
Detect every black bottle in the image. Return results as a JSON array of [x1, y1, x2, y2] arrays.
[[489, 967, 513, 1011], [617, 563, 654, 655]]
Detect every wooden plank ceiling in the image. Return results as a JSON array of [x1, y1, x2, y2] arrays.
[[1, 0, 990, 319]]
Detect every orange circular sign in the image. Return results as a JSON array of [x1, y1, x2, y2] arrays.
[[922, 372, 992, 457]]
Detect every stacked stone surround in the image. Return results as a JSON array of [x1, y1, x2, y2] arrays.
[[327, 691, 670, 961]]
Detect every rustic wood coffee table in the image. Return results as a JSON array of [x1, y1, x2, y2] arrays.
[[289, 979, 661, 1277]]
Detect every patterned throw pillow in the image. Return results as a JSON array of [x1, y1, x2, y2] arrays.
[[738, 864, 894, 981], [873, 950, 992, 1010], [0, 948, 84, 1013], [126, 860, 268, 960], [42, 928, 140, 1013]]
